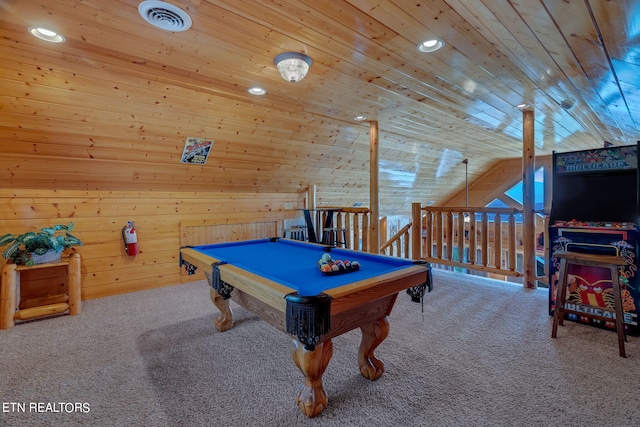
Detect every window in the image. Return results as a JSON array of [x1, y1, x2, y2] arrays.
[[482, 166, 545, 222], [504, 167, 545, 211]]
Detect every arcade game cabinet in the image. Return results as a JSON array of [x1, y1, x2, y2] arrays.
[[548, 143, 639, 335]]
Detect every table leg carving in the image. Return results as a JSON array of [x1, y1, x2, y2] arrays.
[[291, 339, 333, 418], [358, 316, 390, 380], [210, 287, 233, 332]]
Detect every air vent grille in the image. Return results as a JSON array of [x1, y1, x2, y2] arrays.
[[138, 1, 192, 32]]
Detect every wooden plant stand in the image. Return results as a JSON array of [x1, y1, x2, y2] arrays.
[[1, 253, 81, 329]]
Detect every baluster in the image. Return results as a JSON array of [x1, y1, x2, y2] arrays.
[[403, 230, 410, 258], [469, 211, 476, 264], [362, 214, 369, 253], [436, 211, 443, 259], [494, 213, 502, 269], [446, 211, 453, 260], [425, 211, 433, 258], [357, 212, 361, 252], [481, 212, 489, 266], [508, 214, 516, 271], [457, 211, 465, 264]]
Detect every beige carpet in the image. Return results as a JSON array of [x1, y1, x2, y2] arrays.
[[1, 269, 638, 427]]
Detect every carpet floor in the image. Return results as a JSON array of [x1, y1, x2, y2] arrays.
[[1, 269, 638, 426]]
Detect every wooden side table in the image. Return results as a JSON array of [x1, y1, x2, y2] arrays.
[[1, 253, 81, 329]]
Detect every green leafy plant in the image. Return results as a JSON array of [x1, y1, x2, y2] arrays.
[[0, 222, 83, 265]]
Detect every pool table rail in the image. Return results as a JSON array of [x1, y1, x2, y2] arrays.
[[180, 247, 293, 313], [325, 264, 429, 308]]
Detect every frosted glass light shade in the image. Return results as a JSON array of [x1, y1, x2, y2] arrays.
[[274, 52, 312, 83]]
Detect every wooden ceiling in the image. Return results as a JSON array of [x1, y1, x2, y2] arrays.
[[1, 0, 638, 215]]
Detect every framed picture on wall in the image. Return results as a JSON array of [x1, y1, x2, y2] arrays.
[[180, 137, 214, 164]]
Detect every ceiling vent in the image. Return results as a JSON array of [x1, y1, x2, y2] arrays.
[[138, 1, 192, 32]]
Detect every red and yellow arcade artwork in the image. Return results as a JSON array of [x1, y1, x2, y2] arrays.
[[552, 268, 636, 328], [550, 237, 638, 333]]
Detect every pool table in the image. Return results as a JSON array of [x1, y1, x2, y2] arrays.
[[179, 238, 431, 418]]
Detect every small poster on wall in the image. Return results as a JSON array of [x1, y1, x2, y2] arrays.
[[180, 137, 214, 164]]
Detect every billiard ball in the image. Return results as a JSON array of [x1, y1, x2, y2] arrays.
[[321, 253, 332, 262]]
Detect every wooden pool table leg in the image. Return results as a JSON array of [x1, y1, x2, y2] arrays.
[[358, 316, 390, 380], [209, 287, 234, 332], [291, 339, 334, 418]]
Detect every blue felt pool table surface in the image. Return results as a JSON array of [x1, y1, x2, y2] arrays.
[[189, 238, 419, 296]]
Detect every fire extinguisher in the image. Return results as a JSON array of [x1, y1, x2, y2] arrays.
[[122, 221, 139, 256]]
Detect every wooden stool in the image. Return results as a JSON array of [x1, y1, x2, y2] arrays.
[[321, 228, 347, 247], [551, 251, 628, 357], [284, 226, 307, 241], [0, 253, 81, 329]]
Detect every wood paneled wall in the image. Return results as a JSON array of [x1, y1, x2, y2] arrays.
[[0, 189, 305, 300], [178, 219, 282, 283]]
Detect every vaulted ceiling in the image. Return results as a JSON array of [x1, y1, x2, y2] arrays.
[[0, 0, 638, 215]]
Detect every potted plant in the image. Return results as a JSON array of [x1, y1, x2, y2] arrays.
[[0, 222, 83, 266]]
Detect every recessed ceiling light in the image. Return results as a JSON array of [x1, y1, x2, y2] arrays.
[[417, 38, 444, 53], [354, 115, 367, 121], [28, 27, 65, 43], [248, 87, 267, 96]]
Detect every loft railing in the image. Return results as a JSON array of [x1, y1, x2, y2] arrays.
[[411, 203, 524, 277], [316, 207, 411, 256], [380, 223, 412, 258], [317, 204, 547, 286], [316, 207, 371, 252]]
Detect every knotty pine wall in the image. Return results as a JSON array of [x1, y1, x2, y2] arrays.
[[0, 189, 304, 300]]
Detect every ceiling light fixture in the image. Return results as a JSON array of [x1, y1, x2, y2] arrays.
[[274, 52, 312, 83], [248, 86, 267, 96], [354, 115, 367, 121], [417, 38, 444, 53], [28, 27, 65, 43], [515, 102, 531, 110]]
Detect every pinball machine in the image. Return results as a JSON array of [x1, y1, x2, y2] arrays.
[[548, 143, 639, 335]]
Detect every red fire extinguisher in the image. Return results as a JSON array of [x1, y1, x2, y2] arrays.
[[122, 221, 139, 256]]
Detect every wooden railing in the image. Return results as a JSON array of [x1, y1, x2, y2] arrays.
[[412, 204, 524, 277], [380, 223, 412, 258], [320, 204, 547, 285], [318, 207, 371, 252], [312, 204, 551, 286]]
